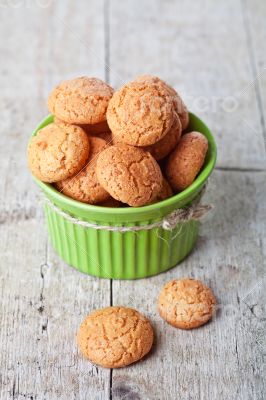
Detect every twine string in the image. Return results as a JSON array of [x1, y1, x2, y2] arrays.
[[43, 185, 212, 232]]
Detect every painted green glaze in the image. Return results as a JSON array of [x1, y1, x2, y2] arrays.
[[32, 113, 217, 279]]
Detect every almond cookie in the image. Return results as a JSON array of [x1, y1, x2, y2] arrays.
[[98, 197, 123, 207], [112, 112, 181, 160], [54, 117, 113, 144], [155, 177, 173, 202], [54, 117, 112, 142], [96, 144, 163, 206], [107, 80, 174, 146], [136, 74, 189, 130], [48, 77, 114, 124], [55, 137, 110, 204], [142, 112, 182, 160], [149, 177, 173, 204], [92, 131, 113, 144], [158, 278, 216, 329], [77, 306, 154, 368], [165, 131, 208, 192], [28, 122, 89, 183], [81, 120, 111, 135]]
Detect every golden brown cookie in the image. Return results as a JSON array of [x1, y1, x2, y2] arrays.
[[158, 278, 216, 329], [165, 131, 208, 192], [92, 131, 113, 144], [142, 112, 182, 160], [135, 74, 189, 130], [96, 144, 163, 206], [77, 306, 154, 368], [80, 120, 111, 135], [54, 117, 113, 144], [55, 137, 110, 204], [98, 197, 122, 207], [28, 122, 89, 183], [155, 177, 173, 202], [166, 85, 189, 131], [107, 80, 174, 146], [149, 177, 173, 204], [48, 77, 114, 124]]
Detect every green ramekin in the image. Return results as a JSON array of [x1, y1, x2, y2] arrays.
[[31, 113, 216, 279]]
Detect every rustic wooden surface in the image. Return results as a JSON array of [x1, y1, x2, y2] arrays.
[[0, 1, 265, 399]]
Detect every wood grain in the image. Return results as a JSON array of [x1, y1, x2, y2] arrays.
[[243, 0, 266, 151]]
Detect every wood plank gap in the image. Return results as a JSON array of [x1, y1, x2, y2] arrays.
[[109, 279, 113, 306], [215, 166, 266, 173], [40, 239, 48, 306], [241, 0, 266, 151], [109, 369, 113, 400]]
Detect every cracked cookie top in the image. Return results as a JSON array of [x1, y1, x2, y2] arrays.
[[77, 306, 154, 368], [158, 278, 216, 329], [135, 74, 189, 130], [28, 122, 89, 183], [106, 79, 175, 146], [96, 144, 163, 206], [55, 136, 110, 204], [48, 77, 114, 124]]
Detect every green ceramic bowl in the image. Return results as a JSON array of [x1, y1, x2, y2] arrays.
[[31, 113, 217, 279]]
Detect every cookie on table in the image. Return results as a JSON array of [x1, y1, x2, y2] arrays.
[[77, 306, 154, 368], [135, 74, 189, 130], [55, 137, 110, 204], [107, 79, 174, 146], [142, 112, 182, 160], [96, 144, 163, 207], [28, 122, 89, 183], [48, 76, 114, 124], [165, 131, 208, 192], [158, 278, 216, 329]]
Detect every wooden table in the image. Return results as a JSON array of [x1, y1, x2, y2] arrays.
[[0, 1, 265, 399]]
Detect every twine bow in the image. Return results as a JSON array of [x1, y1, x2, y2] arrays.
[[162, 186, 211, 229]]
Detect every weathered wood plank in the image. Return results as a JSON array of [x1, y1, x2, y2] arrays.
[[109, 0, 266, 169], [111, 170, 266, 400], [243, 0, 266, 150], [0, 2, 111, 399]]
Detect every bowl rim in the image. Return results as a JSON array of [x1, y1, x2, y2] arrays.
[[31, 112, 217, 216]]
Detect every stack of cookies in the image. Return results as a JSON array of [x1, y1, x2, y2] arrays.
[[28, 75, 208, 207]]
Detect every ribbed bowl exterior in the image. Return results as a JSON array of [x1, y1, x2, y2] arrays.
[[44, 202, 199, 279]]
